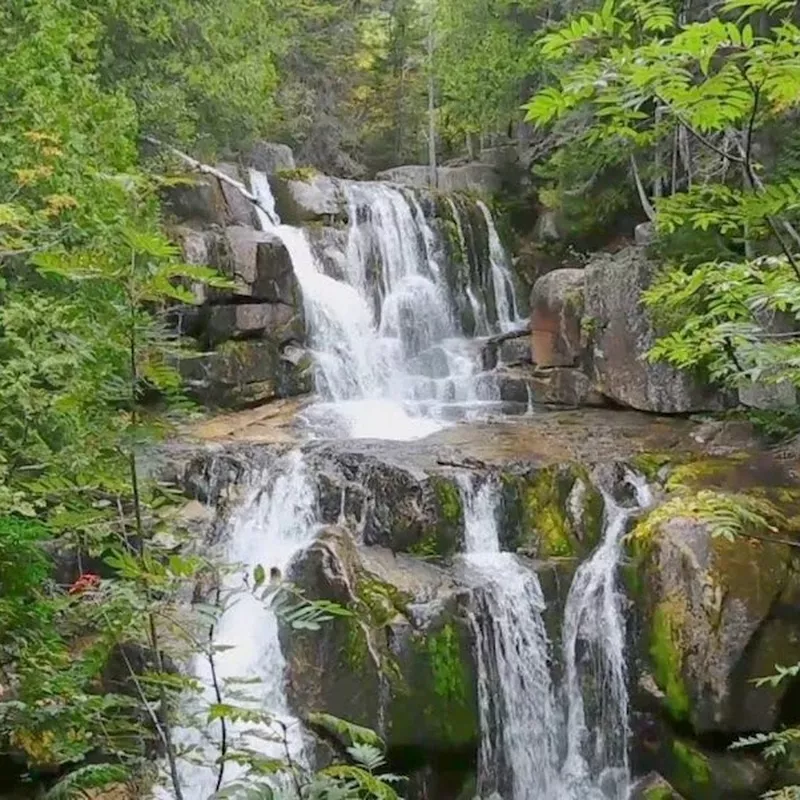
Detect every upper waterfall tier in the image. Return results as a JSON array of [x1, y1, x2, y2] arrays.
[[248, 170, 526, 440]]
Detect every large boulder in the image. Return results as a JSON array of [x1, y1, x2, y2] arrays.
[[215, 162, 258, 227], [177, 340, 312, 408], [270, 173, 348, 225], [163, 165, 256, 228], [630, 511, 800, 735], [205, 303, 303, 347], [211, 226, 300, 306], [244, 141, 296, 174], [584, 248, 729, 412], [631, 715, 771, 800], [530, 269, 586, 368], [437, 164, 501, 195], [375, 164, 501, 196], [283, 529, 479, 757], [376, 165, 432, 188], [528, 367, 606, 407]]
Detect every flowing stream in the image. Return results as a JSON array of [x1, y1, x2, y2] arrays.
[[459, 475, 561, 799], [459, 472, 652, 800]]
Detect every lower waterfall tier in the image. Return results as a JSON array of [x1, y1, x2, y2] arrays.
[[163, 409, 800, 800]]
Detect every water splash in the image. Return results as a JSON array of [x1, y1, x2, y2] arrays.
[[171, 450, 318, 797], [560, 473, 653, 799], [478, 200, 521, 331], [459, 475, 561, 799]]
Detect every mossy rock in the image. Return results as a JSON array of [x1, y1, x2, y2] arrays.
[[388, 618, 479, 751], [499, 464, 604, 558], [629, 509, 800, 735]]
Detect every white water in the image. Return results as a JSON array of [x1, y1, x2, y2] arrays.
[[459, 475, 561, 800], [459, 472, 653, 800], [478, 200, 521, 331], [247, 171, 519, 440], [560, 474, 653, 800], [168, 451, 318, 798]]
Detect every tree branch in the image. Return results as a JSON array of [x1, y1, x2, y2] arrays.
[[143, 135, 279, 226], [630, 154, 657, 221]]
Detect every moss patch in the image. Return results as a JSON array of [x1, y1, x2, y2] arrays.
[[650, 598, 691, 722], [276, 166, 318, 182], [509, 465, 602, 557], [643, 787, 675, 800], [426, 476, 463, 557], [389, 621, 479, 749], [427, 624, 468, 706], [672, 740, 711, 794]]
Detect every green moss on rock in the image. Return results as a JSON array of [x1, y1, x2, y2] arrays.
[[672, 740, 710, 793], [389, 620, 479, 749], [650, 598, 691, 722], [505, 465, 604, 558]]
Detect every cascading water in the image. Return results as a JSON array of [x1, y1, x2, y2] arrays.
[[560, 474, 653, 800], [459, 471, 652, 800], [458, 475, 561, 799], [247, 170, 517, 439], [168, 450, 318, 798], [478, 200, 521, 331]]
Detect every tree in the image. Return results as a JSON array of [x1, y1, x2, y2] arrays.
[[525, 0, 800, 395]]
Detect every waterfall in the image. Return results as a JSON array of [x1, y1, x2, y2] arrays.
[[477, 201, 521, 331], [459, 472, 653, 800], [447, 198, 490, 336], [168, 450, 318, 798], [247, 171, 518, 439], [560, 473, 653, 800], [458, 475, 561, 799]]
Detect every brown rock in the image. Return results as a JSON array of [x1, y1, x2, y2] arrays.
[[585, 247, 730, 412], [530, 269, 585, 367]]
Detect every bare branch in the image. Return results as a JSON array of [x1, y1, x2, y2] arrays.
[[143, 135, 278, 226]]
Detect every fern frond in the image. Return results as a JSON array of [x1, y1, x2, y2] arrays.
[[45, 765, 129, 799]]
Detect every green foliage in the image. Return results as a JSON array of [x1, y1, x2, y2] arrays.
[[526, 0, 800, 394], [733, 662, 800, 799], [632, 489, 783, 543]]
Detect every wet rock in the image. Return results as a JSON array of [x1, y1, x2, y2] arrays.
[[631, 714, 771, 800], [244, 141, 296, 174], [203, 302, 302, 346], [283, 530, 479, 754], [408, 346, 451, 380], [215, 162, 258, 227], [211, 226, 300, 306], [307, 225, 350, 282], [629, 512, 800, 734], [270, 173, 348, 225], [584, 247, 730, 412], [630, 772, 685, 800], [499, 463, 606, 558], [178, 340, 312, 408], [530, 269, 585, 368], [529, 367, 607, 407], [498, 337, 532, 366]]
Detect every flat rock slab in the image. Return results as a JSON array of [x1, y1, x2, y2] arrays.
[[182, 405, 758, 470]]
